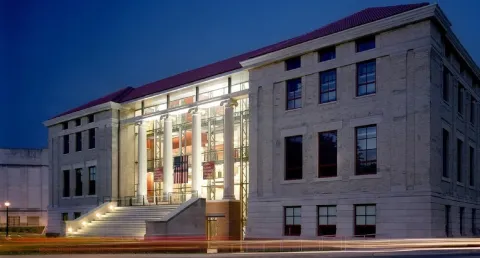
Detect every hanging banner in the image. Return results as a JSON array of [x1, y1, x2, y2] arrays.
[[203, 161, 215, 180], [154, 167, 163, 182]]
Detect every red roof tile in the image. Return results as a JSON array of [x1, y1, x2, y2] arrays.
[[53, 3, 428, 119]]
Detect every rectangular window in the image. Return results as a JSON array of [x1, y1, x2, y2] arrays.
[[356, 125, 377, 175], [318, 131, 337, 177], [75, 118, 81, 126], [458, 85, 464, 115], [470, 97, 475, 124], [62, 213, 69, 221], [27, 216, 40, 226], [460, 207, 465, 236], [319, 69, 336, 103], [318, 206, 336, 236], [286, 78, 302, 110], [355, 204, 376, 237], [443, 129, 449, 178], [285, 136, 303, 180], [356, 36, 375, 52], [457, 139, 463, 183], [74, 212, 81, 219], [318, 47, 336, 62], [62, 170, 70, 197], [284, 206, 301, 236], [443, 68, 450, 102], [8, 216, 20, 227], [63, 135, 69, 154], [285, 56, 301, 71], [88, 128, 96, 149], [62, 122, 68, 130], [445, 205, 451, 236], [357, 60, 376, 96], [470, 146, 475, 187], [87, 114, 94, 123], [88, 166, 96, 196], [75, 168, 83, 196], [75, 132, 82, 152], [473, 209, 476, 235]]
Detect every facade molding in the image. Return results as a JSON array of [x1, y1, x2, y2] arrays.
[[44, 102, 121, 127]]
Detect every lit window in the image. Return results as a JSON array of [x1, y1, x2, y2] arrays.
[[357, 60, 376, 96]]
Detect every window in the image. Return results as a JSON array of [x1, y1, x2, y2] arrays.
[[27, 216, 40, 226], [75, 132, 82, 152], [319, 69, 336, 103], [88, 114, 94, 123], [75, 168, 83, 196], [470, 146, 475, 187], [62, 213, 69, 221], [355, 204, 376, 237], [443, 68, 450, 102], [470, 97, 476, 125], [8, 216, 20, 227], [62, 122, 68, 130], [286, 78, 302, 110], [285, 136, 303, 180], [473, 209, 477, 235], [318, 131, 337, 177], [445, 205, 451, 237], [88, 128, 96, 149], [284, 206, 301, 236], [318, 206, 336, 236], [285, 56, 301, 71], [74, 212, 81, 219], [457, 139, 463, 183], [357, 60, 376, 96], [63, 170, 70, 197], [88, 166, 96, 195], [356, 125, 377, 175], [63, 135, 69, 154], [442, 129, 449, 178], [356, 36, 375, 52], [318, 47, 336, 62], [460, 207, 465, 235], [75, 118, 81, 126], [458, 84, 464, 115]]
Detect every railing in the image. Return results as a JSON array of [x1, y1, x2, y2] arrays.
[[169, 95, 196, 108], [167, 190, 198, 205], [198, 87, 228, 101], [104, 190, 198, 207], [231, 82, 249, 93]]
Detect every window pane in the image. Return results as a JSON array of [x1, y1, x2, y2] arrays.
[[366, 216, 376, 225], [367, 83, 375, 93], [328, 206, 337, 216], [366, 126, 376, 137], [294, 216, 301, 225], [286, 217, 294, 225], [319, 207, 328, 216], [358, 86, 366, 96], [366, 149, 377, 161], [357, 128, 366, 138], [286, 208, 293, 216], [329, 91, 336, 101], [319, 216, 328, 225], [366, 206, 376, 215], [356, 216, 366, 225], [357, 139, 367, 150], [356, 206, 365, 215], [294, 207, 301, 216]]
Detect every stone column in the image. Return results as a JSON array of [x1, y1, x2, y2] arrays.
[[163, 117, 173, 199], [191, 111, 202, 197], [137, 122, 148, 203], [223, 99, 237, 200]]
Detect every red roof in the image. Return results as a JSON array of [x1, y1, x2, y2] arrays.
[[53, 2, 428, 119]]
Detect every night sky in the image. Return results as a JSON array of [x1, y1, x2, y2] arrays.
[[1, 0, 479, 149]]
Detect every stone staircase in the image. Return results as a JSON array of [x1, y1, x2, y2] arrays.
[[71, 205, 178, 238]]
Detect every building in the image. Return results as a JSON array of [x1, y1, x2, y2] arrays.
[[43, 3, 480, 239], [0, 148, 49, 229]]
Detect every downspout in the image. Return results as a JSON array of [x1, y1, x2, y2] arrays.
[[117, 109, 121, 199]]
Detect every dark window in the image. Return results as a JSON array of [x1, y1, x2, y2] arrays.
[[355, 204, 376, 237], [457, 139, 463, 183], [443, 68, 450, 102], [284, 206, 301, 236], [62, 170, 70, 197], [74, 212, 81, 219], [473, 209, 476, 235], [62, 213, 69, 221], [88, 166, 96, 195], [357, 60, 376, 96], [75, 132, 82, 152], [88, 128, 96, 149], [458, 85, 464, 115], [470, 146, 475, 187], [470, 97, 475, 124], [286, 78, 302, 110], [356, 36, 375, 52], [285, 56, 301, 71], [442, 129, 449, 178], [285, 136, 303, 180], [318, 206, 336, 236], [75, 168, 82, 196], [62, 122, 68, 130], [318, 131, 337, 177], [88, 114, 94, 123], [318, 47, 336, 62], [75, 118, 81, 126], [319, 69, 336, 103], [356, 125, 377, 175], [460, 207, 465, 236], [63, 135, 69, 154], [445, 205, 451, 237]]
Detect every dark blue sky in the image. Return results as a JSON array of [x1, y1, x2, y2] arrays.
[[1, 0, 479, 148]]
